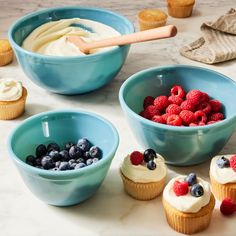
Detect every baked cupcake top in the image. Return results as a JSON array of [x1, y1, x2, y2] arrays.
[[120, 149, 167, 183], [0, 39, 12, 54], [138, 9, 167, 22], [168, 0, 195, 7], [0, 78, 23, 101], [210, 155, 236, 184], [163, 174, 211, 213]]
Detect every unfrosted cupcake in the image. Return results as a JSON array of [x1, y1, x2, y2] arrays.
[[0, 39, 13, 66], [210, 155, 236, 202], [120, 149, 167, 200], [167, 0, 195, 18], [0, 78, 27, 120], [162, 173, 215, 234], [138, 9, 168, 31]]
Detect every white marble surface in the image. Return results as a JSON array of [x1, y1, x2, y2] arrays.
[[1, 0, 236, 235]]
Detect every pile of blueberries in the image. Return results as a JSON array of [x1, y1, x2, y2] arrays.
[[25, 138, 101, 171]]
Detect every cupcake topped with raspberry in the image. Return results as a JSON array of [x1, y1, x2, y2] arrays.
[[210, 155, 236, 202], [120, 149, 167, 200], [140, 85, 224, 127]]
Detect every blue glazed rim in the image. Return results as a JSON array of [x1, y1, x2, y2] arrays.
[[7, 109, 119, 178], [119, 64, 236, 133], [8, 6, 135, 62]]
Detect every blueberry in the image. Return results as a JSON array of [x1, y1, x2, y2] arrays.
[[69, 159, 76, 165], [55, 161, 61, 168], [89, 146, 101, 159], [147, 160, 156, 170], [41, 156, 55, 170], [75, 163, 86, 169], [69, 163, 77, 169], [49, 150, 61, 162], [86, 158, 93, 166], [76, 158, 85, 163], [59, 150, 70, 161], [144, 149, 157, 163], [26, 155, 35, 166], [83, 151, 91, 160], [51, 167, 59, 171], [190, 184, 204, 197], [92, 158, 99, 164], [216, 156, 230, 168], [35, 157, 42, 166], [65, 142, 74, 151], [185, 173, 197, 186], [58, 162, 70, 171], [69, 145, 83, 159], [47, 143, 60, 153], [35, 144, 47, 158], [77, 138, 91, 152]]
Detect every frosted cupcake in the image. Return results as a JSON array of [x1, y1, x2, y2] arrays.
[[167, 0, 195, 18], [210, 155, 236, 202], [120, 149, 167, 200], [162, 173, 215, 234], [0, 78, 27, 120], [0, 39, 13, 66]]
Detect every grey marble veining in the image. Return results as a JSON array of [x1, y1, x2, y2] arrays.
[[0, 1, 236, 235]]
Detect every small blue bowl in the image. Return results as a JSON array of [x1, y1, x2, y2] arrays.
[[8, 7, 134, 94], [8, 110, 119, 206], [119, 65, 236, 166]]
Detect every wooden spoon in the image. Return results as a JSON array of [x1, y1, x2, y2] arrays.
[[67, 25, 177, 54]]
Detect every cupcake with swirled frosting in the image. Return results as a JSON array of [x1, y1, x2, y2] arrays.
[[120, 148, 167, 200], [162, 173, 215, 234], [210, 154, 236, 202], [0, 78, 27, 120]]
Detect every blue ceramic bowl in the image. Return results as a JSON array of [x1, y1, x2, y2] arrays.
[[8, 110, 119, 206], [119, 65, 236, 166], [8, 7, 134, 94]]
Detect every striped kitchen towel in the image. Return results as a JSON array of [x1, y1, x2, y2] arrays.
[[180, 8, 236, 64]]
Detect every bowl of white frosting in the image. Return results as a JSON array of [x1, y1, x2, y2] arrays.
[[8, 6, 134, 94]]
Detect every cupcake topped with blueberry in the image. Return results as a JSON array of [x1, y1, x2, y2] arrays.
[[120, 148, 167, 200], [210, 155, 236, 202], [162, 173, 215, 234]]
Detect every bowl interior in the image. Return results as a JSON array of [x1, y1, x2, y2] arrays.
[[11, 7, 134, 46], [122, 66, 236, 119], [10, 111, 118, 164]]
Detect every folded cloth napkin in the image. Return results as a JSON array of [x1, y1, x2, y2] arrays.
[[180, 8, 236, 64]]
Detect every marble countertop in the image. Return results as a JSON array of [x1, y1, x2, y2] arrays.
[[1, 0, 236, 235]]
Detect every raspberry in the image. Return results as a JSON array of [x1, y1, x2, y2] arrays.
[[168, 95, 183, 106], [144, 105, 160, 120], [180, 100, 195, 112], [230, 155, 236, 172], [197, 102, 212, 115], [152, 115, 165, 124], [167, 114, 182, 126], [161, 113, 170, 123], [194, 110, 207, 124], [202, 92, 210, 102], [186, 90, 203, 105], [143, 96, 155, 109], [130, 151, 144, 165], [220, 198, 236, 216], [179, 110, 195, 125], [209, 99, 222, 112], [173, 180, 189, 196], [189, 123, 197, 127], [154, 96, 169, 111], [209, 112, 224, 121], [166, 104, 182, 115], [170, 85, 185, 98]]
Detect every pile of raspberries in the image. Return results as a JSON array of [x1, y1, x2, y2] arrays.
[[139, 85, 224, 126]]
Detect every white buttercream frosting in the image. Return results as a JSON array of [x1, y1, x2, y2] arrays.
[[210, 155, 236, 184], [0, 78, 23, 101], [163, 176, 211, 213], [120, 154, 167, 183], [22, 18, 120, 56]]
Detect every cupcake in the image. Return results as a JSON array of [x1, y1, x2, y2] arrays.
[[162, 173, 215, 234], [167, 0, 195, 18], [210, 155, 236, 202], [0, 78, 27, 120], [120, 149, 167, 200], [138, 9, 168, 31], [0, 39, 13, 66]]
